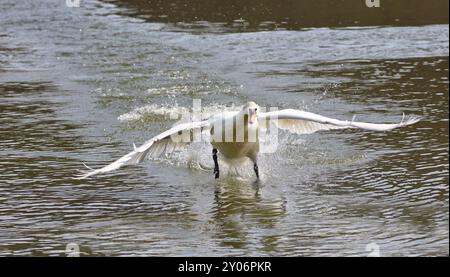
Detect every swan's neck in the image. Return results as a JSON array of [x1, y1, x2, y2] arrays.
[[240, 112, 259, 142]]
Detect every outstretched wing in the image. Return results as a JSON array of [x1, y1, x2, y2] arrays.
[[76, 120, 210, 179], [258, 109, 420, 134]]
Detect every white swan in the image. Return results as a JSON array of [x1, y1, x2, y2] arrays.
[[76, 101, 420, 179]]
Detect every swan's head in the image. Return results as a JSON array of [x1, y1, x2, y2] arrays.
[[242, 101, 259, 125]]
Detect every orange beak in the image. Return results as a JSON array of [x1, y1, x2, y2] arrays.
[[249, 110, 257, 125]]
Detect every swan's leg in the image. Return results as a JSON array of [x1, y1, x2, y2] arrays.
[[212, 148, 219, 179], [253, 163, 259, 179]]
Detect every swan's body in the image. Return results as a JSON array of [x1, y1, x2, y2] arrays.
[[210, 106, 260, 162], [76, 101, 420, 179]]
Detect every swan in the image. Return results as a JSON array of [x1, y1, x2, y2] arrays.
[[76, 101, 420, 180]]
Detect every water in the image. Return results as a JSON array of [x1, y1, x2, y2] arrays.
[[0, 0, 448, 256]]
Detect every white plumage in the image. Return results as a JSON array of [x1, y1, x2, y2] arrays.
[[76, 101, 420, 179]]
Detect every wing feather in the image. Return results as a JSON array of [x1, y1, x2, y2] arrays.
[[258, 109, 420, 134], [75, 120, 210, 179]]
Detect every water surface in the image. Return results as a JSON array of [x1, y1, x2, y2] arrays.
[[0, 0, 448, 256]]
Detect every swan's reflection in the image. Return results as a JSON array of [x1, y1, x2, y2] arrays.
[[207, 177, 287, 252]]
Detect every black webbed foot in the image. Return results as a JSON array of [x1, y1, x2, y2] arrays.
[[212, 149, 219, 179]]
